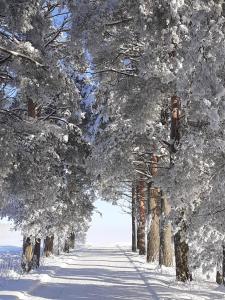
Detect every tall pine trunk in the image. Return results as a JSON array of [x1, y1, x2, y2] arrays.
[[138, 177, 146, 255], [216, 244, 225, 284], [64, 239, 70, 253], [44, 236, 54, 257], [22, 236, 27, 254], [136, 184, 141, 250], [170, 96, 191, 281], [49, 235, 54, 253], [33, 238, 41, 268], [69, 232, 75, 249], [223, 245, 225, 284], [159, 191, 173, 267], [147, 187, 160, 262], [132, 183, 137, 252], [174, 220, 192, 282]]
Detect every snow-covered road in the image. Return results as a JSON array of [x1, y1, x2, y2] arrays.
[[0, 246, 225, 300]]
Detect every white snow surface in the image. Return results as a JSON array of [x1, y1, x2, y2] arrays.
[[0, 246, 225, 300]]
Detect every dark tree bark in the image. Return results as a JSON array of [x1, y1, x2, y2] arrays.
[[159, 191, 173, 267], [137, 225, 141, 250], [170, 96, 191, 281], [147, 187, 160, 262], [216, 271, 223, 285], [21, 237, 33, 273], [27, 98, 41, 118], [174, 221, 192, 282], [170, 96, 181, 142], [33, 238, 41, 268], [223, 245, 225, 285], [28, 99, 36, 118], [138, 177, 146, 255], [49, 235, 54, 253], [150, 154, 158, 176], [44, 236, 54, 257], [159, 191, 163, 266], [69, 232, 75, 249], [147, 152, 160, 263], [216, 245, 225, 285], [57, 235, 60, 255], [132, 183, 137, 252], [22, 236, 27, 254], [64, 239, 70, 253], [136, 184, 141, 250]]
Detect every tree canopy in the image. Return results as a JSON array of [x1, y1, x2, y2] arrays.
[[1, 0, 225, 273]]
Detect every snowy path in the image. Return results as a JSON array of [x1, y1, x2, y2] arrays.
[[0, 246, 225, 300]]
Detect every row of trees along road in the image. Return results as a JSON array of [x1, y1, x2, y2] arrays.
[[1, 0, 225, 283]]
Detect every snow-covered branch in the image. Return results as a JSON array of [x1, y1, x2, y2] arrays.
[[0, 46, 46, 68]]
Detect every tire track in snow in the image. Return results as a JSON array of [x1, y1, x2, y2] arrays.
[[117, 246, 160, 300]]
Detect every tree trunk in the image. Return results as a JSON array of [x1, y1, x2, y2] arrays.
[[137, 225, 141, 250], [64, 239, 70, 253], [33, 238, 41, 268], [169, 96, 190, 281], [223, 245, 225, 285], [146, 182, 152, 262], [136, 184, 141, 250], [174, 221, 192, 282], [21, 236, 30, 272], [138, 177, 146, 255], [57, 235, 60, 255], [22, 236, 27, 254], [22, 237, 33, 273], [160, 191, 173, 267], [44, 236, 54, 257], [28, 99, 36, 118], [27, 99, 41, 118], [69, 232, 75, 249], [159, 192, 163, 266], [170, 96, 181, 142], [49, 235, 54, 254], [216, 245, 225, 285], [147, 187, 160, 262], [216, 271, 223, 285], [132, 183, 137, 252], [44, 236, 50, 257]]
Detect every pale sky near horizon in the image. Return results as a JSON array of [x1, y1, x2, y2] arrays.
[[86, 200, 131, 246], [0, 200, 131, 247], [0, 221, 22, 247]]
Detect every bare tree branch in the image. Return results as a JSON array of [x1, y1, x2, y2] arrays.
[[43, 2, 62, 17], [44, 19, 70, 48], [0, 46, 46, 68], [0, 72, 13, 80], [0, 54, 12, 65], [0, 109, 22, 120], [0, 30, 20, 44], [105, 18, 133, 26], [135, 170, 152, 179], [38, 116, 69, 125], [11, 108, 28, 112], [87, 68, 137, 77]]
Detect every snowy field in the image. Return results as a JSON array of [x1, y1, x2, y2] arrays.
[[0, 246, 21, 279], [0, 246, 225, 300], [0, 220, 23, 281]]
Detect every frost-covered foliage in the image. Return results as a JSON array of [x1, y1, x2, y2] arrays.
[[153, 0, 225, 270], [0, 0, 94, 241], [71, 0, 225, 271], [2, 0, 225, 272]]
